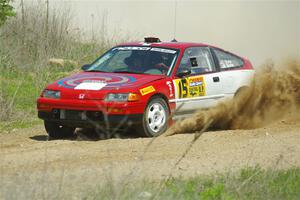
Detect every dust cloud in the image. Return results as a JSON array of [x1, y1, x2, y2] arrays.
[[164, 60, 300, 136]]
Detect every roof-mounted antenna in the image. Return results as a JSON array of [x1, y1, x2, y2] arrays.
[[172, 0, 178, 42]]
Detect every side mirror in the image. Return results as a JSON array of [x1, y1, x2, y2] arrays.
[[81, 64, 90, 71], [176, 69, 191, 78]]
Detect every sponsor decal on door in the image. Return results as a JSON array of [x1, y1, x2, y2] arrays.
[[173, 76, 206, 99]]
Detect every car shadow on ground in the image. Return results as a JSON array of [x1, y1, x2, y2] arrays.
[[30, 128, 141, 142]]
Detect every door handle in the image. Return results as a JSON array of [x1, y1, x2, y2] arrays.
[[213, 76, 220, 82]]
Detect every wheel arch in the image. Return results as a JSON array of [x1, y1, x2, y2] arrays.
[[234, 85, 250, 97], [147, 93, 170, 114]]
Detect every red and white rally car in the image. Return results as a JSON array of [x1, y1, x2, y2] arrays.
[[37, 37, 254, 138]]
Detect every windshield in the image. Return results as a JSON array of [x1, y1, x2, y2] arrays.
[[86, 46, 179, 75]]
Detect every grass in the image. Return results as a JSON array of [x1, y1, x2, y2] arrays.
[[87, 166, 300, 200], [0, 2, 120, 132], [0, 66, 72, 131]]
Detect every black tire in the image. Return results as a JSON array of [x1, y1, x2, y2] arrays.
[[44, 121, 75, 139], [136, 97, 169, 137]]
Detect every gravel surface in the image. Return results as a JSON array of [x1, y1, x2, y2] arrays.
[[1, 118, 299, 199]]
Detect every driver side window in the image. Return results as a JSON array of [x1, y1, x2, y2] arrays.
[[177, 47, 216, 76]]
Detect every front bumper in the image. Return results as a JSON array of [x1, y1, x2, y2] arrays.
[[38, 110, 143, 128], [37, 97, 145, 128]]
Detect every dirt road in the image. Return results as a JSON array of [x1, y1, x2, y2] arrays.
[[1, 118, 300, 199]]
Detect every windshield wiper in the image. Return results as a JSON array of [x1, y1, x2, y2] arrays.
[[113, 70, 143, 74], [85, 70, 108, 72]]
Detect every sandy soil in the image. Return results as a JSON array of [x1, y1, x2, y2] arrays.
[[0, 118, 300, 199]]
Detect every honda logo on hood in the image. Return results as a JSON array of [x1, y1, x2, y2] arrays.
[[79, 94, 85, 99]]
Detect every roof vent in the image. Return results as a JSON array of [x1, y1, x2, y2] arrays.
[[144, 37, 161, 43]]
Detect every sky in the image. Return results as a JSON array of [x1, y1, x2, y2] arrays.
[[16, 0, 300, 67]]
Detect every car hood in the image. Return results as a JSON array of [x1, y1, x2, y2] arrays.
[[47, 72, 165, 100]]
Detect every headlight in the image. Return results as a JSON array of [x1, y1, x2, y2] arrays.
[[42, 90, 61, 99], [105, 93, 140, 102]]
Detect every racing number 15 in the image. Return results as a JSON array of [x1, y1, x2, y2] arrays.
[[178, 78, 188, 98]]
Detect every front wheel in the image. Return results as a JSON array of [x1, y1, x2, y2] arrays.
[[136, 97, 169, 137], [44, 121, 75, 139]]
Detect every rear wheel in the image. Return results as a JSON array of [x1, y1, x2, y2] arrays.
[[137, 97, 169, 137], [44, 121, 75, 139]]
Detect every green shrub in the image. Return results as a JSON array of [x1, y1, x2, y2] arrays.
[[0, 0, 15, 27]]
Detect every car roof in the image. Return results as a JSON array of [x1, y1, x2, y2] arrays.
[[117, 41, 220, 51]]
